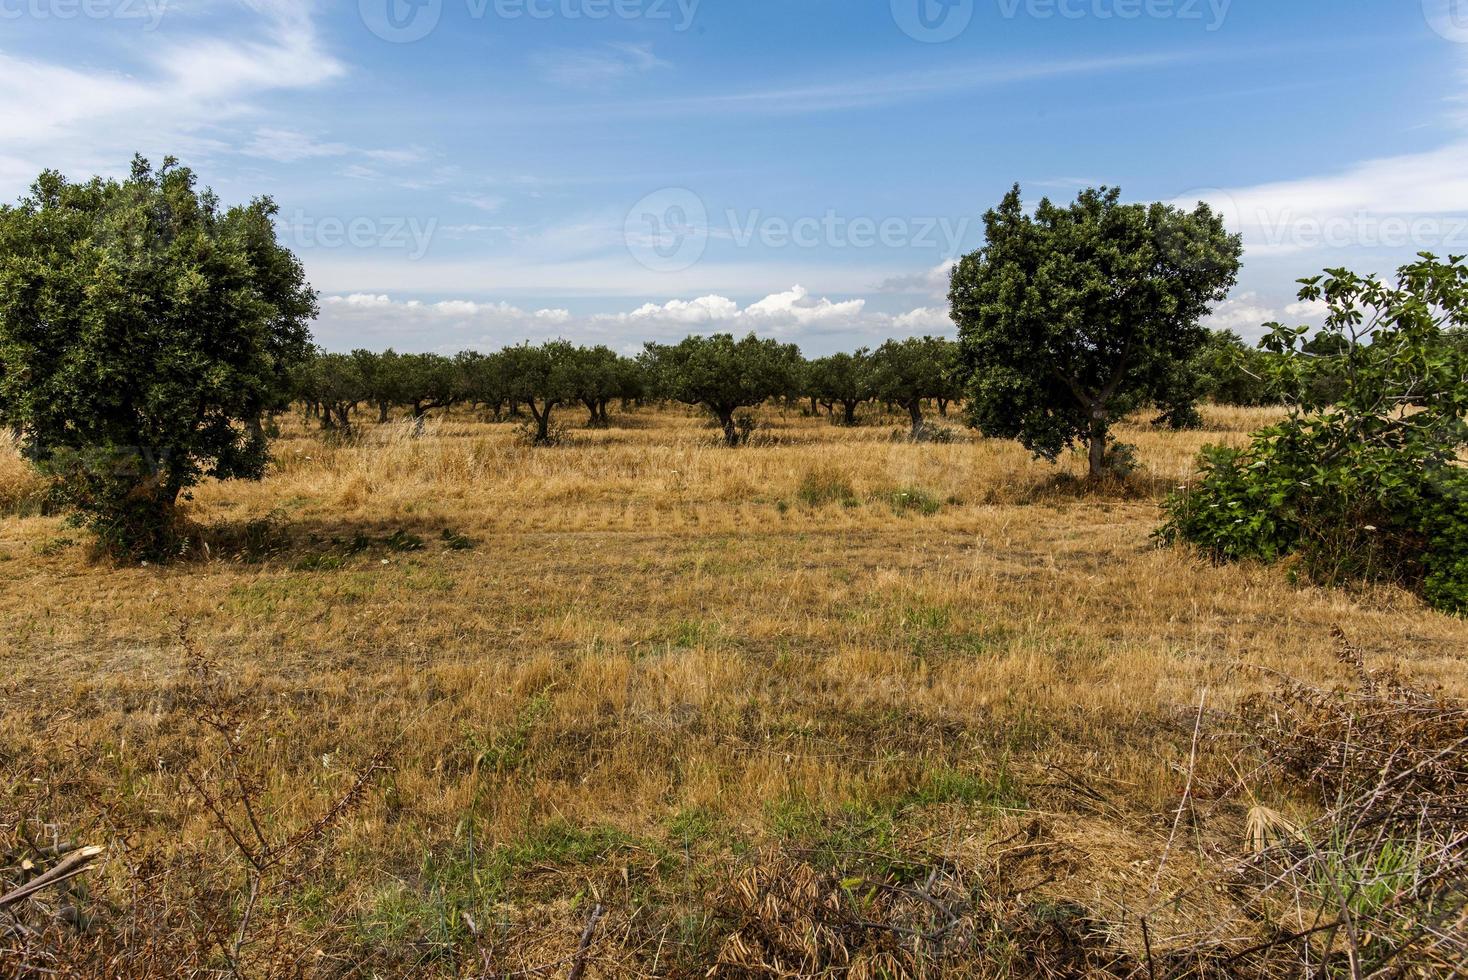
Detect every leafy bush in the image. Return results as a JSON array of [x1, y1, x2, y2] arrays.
[[1160, 256, 1468, 613]]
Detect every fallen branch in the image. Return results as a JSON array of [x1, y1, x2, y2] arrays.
[[0, 845, 105, 910]]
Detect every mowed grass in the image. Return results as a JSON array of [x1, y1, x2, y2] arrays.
[[2, 404, 1465, 974]]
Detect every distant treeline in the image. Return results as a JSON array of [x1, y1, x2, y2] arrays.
[[294, 328, 1282, 444]]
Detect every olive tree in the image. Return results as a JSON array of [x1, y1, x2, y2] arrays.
[[641, 333, 803, 446], [0, 156, 315, 558], [566, 345, 637, 427], [808, 350, 873, 426], [951, 185, 1241, 479], [305, 351, 367, 432], [501, 341, 578, 444], [455, 350, 511, 419], [867, 337, 961, 438]]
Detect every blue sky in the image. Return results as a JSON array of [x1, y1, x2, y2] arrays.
[[4, 0, 1468, 353]]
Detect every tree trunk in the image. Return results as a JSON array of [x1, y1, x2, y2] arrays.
[[719, 410, 738, 448], [528, 401, 554, 443], [378, 400, 391, 424], [1087, 412, 1107, 479], [937, 398, 949, 417], [907, 400, 924, 439], [843, 400, 859, 426]]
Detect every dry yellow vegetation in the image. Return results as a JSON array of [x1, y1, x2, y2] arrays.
[[1, 404, 1464, 976]]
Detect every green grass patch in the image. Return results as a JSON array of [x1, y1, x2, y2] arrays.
[[888, 487, 942, 516]]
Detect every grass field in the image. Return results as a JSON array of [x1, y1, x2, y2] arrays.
[[2, 404, 1465, 976]]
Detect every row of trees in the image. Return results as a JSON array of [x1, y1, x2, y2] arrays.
[[0, 157, 1394, 564], [293, 328, 1279, 449], [293, 335, 969, 446]]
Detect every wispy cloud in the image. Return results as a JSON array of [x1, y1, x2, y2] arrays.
[[531, 41, 669, 87], [0, 0, 343, 196]]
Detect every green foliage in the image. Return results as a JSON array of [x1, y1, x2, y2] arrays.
[[952, 184, 1242, 478], [806, 349, 873, 425], [0, 156, 316, 558], [500, 340, 578, 444], [563, 344, 641, 426], [888, 486, 942, 516], [1191, 329, 1277, 406], [641, 333, 803, 446], [866, 336, 961, 439], [1161, 255, 1468, 614]]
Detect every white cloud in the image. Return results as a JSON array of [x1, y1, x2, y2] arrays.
[[743, 285, 865, 325], [531, 41, 668, 87], [1181, 40, 1468, 266], [876, 260, 956, 299], [0, 1, 344, 198], [240, 128, 428, 168], [1284, 298, 1330, 319], [890, 307, 954, 332], [1203, 292, 1279, 333], [624, 295, 741, 324], [451, 193, 508, 213], [314, 286, 942, 352]]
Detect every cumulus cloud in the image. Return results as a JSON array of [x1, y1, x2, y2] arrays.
[[315, 286, 947, 352], [743, 285, 865, 325], [890, 307, 954, 332]]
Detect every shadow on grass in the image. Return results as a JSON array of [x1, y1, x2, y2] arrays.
[[182, 514, 478, 568]]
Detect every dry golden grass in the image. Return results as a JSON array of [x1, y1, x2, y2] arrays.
[[2, 403, 1464, 976]]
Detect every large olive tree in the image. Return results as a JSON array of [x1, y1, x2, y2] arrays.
[[951, 185, 1241, 479], [0, 156, 316, 557]]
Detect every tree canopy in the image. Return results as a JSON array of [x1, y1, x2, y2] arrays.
[[0, 156, 316, 556], [642, 333, 803, 446], [867, 337, 961, 438], [951, 184, 1242, 478]]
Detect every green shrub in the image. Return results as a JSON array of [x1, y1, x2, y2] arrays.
[[889, 487, 941, 516], [1160, 256, 1468, 614]]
